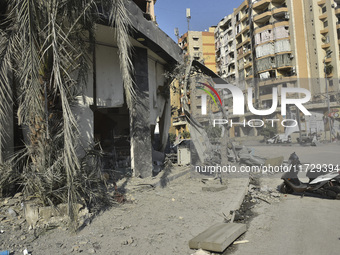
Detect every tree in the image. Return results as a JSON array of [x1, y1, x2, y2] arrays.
[[259, 126, 276, 139], [0, 0, 135, 226]]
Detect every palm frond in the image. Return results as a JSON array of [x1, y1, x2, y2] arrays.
[[109, 0, 136, 109]]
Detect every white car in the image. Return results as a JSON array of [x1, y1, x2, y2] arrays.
[[266, 134, 291, 144]]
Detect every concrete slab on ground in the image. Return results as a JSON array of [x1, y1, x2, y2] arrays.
[[189, 223, 247, 252]]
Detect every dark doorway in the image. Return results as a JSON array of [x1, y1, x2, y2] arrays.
[[94, 105, 131, 178]]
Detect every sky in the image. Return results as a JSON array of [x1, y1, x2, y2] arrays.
[[155, 0, 245, 42]]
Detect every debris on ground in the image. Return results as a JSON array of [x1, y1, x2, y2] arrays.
[[189, 222, 246, 252], [0, 192, 93, 254], [233, 240, 249, 245]]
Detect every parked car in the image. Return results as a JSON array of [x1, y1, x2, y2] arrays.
[[266, 134, 291, 144]]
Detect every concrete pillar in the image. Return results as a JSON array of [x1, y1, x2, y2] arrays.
[[130, 47, 153, 178]]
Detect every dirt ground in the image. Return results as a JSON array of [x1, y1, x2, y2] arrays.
[[20, 173, 241, 255], [2, 142, 338, 254]]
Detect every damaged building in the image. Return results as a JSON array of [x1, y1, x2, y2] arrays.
[[214, 0, 340, 139], [2, 0, 182, 178], [69, 0, 182, 178]]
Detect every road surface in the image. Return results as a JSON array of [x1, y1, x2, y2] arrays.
[[232, 177, 340, 255]]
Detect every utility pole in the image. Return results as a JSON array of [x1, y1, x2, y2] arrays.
[[324, 50, 333, 142], [174, 27, 179, 42]]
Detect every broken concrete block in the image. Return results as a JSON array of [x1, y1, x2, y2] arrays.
[[189, 223, 246, 252], [39, 206, 53, 221], [24, 203, 39, 228]]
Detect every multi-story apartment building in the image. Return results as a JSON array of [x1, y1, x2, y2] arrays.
[[170, 27, 221, 139], [252, 0, 302, 123], [213, 0, 340, 138], [304, 0, 340, 105], [178, 27, 218, 72], [215, 14, 238, 83], [235, 0, 254, 94]]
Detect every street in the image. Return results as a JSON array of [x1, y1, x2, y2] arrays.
[[232, 187, 340, 255], [230, 143, 340, 255]]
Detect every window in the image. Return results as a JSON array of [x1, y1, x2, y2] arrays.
[[193, 46, 200, 51], [322, 6, 327, 13], [324, 20, 328, 28], [193, 37, 199, 41]]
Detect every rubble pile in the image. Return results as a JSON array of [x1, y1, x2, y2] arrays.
[[248, 184, 281, 204], [0, 193, 91, 254], [233, 180, 281, 224], [0, 193, 33, 253]]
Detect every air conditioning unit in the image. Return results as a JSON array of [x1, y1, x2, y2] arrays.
[[331, 3, 337, 8], [292, 67, 296, 74], [290, 54, 294, 59], [285, 13, 290, 20]]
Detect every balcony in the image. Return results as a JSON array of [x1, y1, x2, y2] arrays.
[[243, 49, 252, 58], [258, 76, 297, 87], [253, 0, 270, 10], [273, 20, 289, 27], [241, 25, 250, 34], [254, 10, 271, 24], [244, 62, 253, 69], [272, 6, 288, 15], [259, 94, 276, 101], [319, 13, 327, 20], [240, 13, 249, 23], [320, 28, 329, 34], [236, 37, 251, 49], [317, 0, 326, 6], [272, 0, 286, 3], [321, 43, 330, 49], [254, 23, 274, 33], [277, 65, 293, 71], [273, 8, 289, 20], [325, 57, 332, 63]]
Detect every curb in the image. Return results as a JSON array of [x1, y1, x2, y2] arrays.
[[219, 174, 250, 220]]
